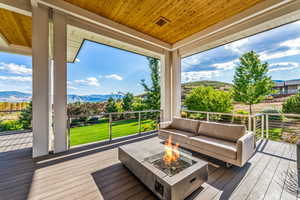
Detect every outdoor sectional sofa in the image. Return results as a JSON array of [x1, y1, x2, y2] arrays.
[[159, 117, 256, 167]]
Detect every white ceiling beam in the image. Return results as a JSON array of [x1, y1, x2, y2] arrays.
[[38, 0, 172, 51], [179, 0, 300, 57], [0, 0, 32, 16], [173, 0, 294, 50], [67, 18, 164, 60], [0, 44, 31, 56]]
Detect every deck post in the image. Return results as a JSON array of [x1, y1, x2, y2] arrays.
[[171, 49, 181, 118], [32, 5, 51, 158], [160, 50, 172, 121], [53, 10, 68, 153]]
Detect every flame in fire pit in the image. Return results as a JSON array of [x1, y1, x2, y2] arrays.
[[163, 136, 180, 165]]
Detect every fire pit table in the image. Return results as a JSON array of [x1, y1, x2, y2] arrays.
[[118, 138, 208, 200]]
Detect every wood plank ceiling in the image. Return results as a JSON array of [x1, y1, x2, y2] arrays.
[[0, 8, 32, 47], [63, 0, 266, 44]]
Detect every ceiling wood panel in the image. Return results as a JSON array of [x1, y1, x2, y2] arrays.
[[63, 0, 266, 44], [0, 8, 32, 47]]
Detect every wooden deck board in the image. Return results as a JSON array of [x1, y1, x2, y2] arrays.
[[0, 132, 298, 200]]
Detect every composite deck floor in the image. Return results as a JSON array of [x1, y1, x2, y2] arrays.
[[0, 131, 298, 200]]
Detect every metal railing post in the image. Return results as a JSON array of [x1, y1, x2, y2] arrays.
[[248, 115, 252, 131], [109, 113, 112, 142], [138, 111, 141, 134], [207, 112, 210, 121], [253, 116, 256, 135], [266, 114, 269, 138], [261, 114, 264, 138]]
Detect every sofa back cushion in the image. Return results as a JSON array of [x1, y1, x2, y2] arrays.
[[170, 117, 200, 134], [198, 121, 246, 142]]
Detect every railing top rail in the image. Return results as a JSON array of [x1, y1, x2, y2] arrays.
[[181, 110, 255, 117], [264, 113, 300, 117], [68, 109, 161, 118]]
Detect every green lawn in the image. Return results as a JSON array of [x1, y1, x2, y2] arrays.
[[70, 118, 157, 146]]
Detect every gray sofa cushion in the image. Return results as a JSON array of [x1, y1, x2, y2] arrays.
[[190, 135, 237, 160], [169, 117, 200, 134], [159, 129, 195, 144], [198, 121, 246, 142]]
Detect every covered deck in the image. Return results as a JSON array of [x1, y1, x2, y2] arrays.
[[0, 132, 297, 200]]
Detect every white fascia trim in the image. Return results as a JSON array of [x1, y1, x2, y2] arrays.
[[0, 44, 32, 56], [0, 0, 32, 16]]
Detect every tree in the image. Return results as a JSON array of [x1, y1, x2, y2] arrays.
[[282, 92, 300, 114], [122, 93, 134, 111], [141, 57, 160, 110], [233, 51, 274, 114], [18, 101, 32, 129], [132, 97, 146, 111], [106, 97, 118, 113], [184, 86, 233, 113]]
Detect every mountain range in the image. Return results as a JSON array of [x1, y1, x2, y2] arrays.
[[0, 91, 123, 103]]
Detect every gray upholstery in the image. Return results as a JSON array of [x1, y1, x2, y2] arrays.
[[198, 121, 246, 142], [159, 128, 195, 144], [169, 117, 200, 134], [159, 118, 255, 167], [190, 135, 237, 160]]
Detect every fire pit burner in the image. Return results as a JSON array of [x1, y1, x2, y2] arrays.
[[145, 152, 196, 176]]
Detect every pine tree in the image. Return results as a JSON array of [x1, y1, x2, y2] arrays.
[[233, 51, 274, 114], [19, 101, 32, 129], [141, 57, 160, 110], [122, 93, 134, 111]]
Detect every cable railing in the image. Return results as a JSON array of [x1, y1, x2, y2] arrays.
[[68, 110, 162, 147], [264, 113, 300, 144], [181, 110, 265, 139]]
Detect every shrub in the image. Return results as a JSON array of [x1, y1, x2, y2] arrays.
[[0, 120, 23, 132], [282, 92, 300, 114], [184, 86, 233, 113]]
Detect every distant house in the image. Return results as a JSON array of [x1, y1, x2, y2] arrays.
[[273, 79, 300, 96]]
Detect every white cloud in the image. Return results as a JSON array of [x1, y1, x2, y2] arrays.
[[105, 74, 123, 80], [0, 62, 32, 75], [224, 38, 249, 54], [0, 76, 32, 82], [269, 62, 299, 72], [181, 71, 220, 83], [74, 77, 100, 86], [280, 37, 300, 49], [260, 49, 300, 60], [260, 37, 300, 60], [212, 59, 238, 70], [68, 86, 78, 90], [75, 58, 80, 62]]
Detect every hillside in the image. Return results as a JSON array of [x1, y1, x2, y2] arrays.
[[181, 80, 233, 99], [0, 91, 123, 103]]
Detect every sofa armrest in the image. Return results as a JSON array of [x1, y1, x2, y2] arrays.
[[160, 121, 172, 129], [237, 131, 256, 167]]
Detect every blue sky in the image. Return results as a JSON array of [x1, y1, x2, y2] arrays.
[[0, 21, 300, 95], [182, 21, 300, 83]]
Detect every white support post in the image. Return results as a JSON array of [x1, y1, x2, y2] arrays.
[[32, 5, 50, 158], [160, 50, 172, 121], [53, 11, 68, 153], [171, 49, 181, 118]]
